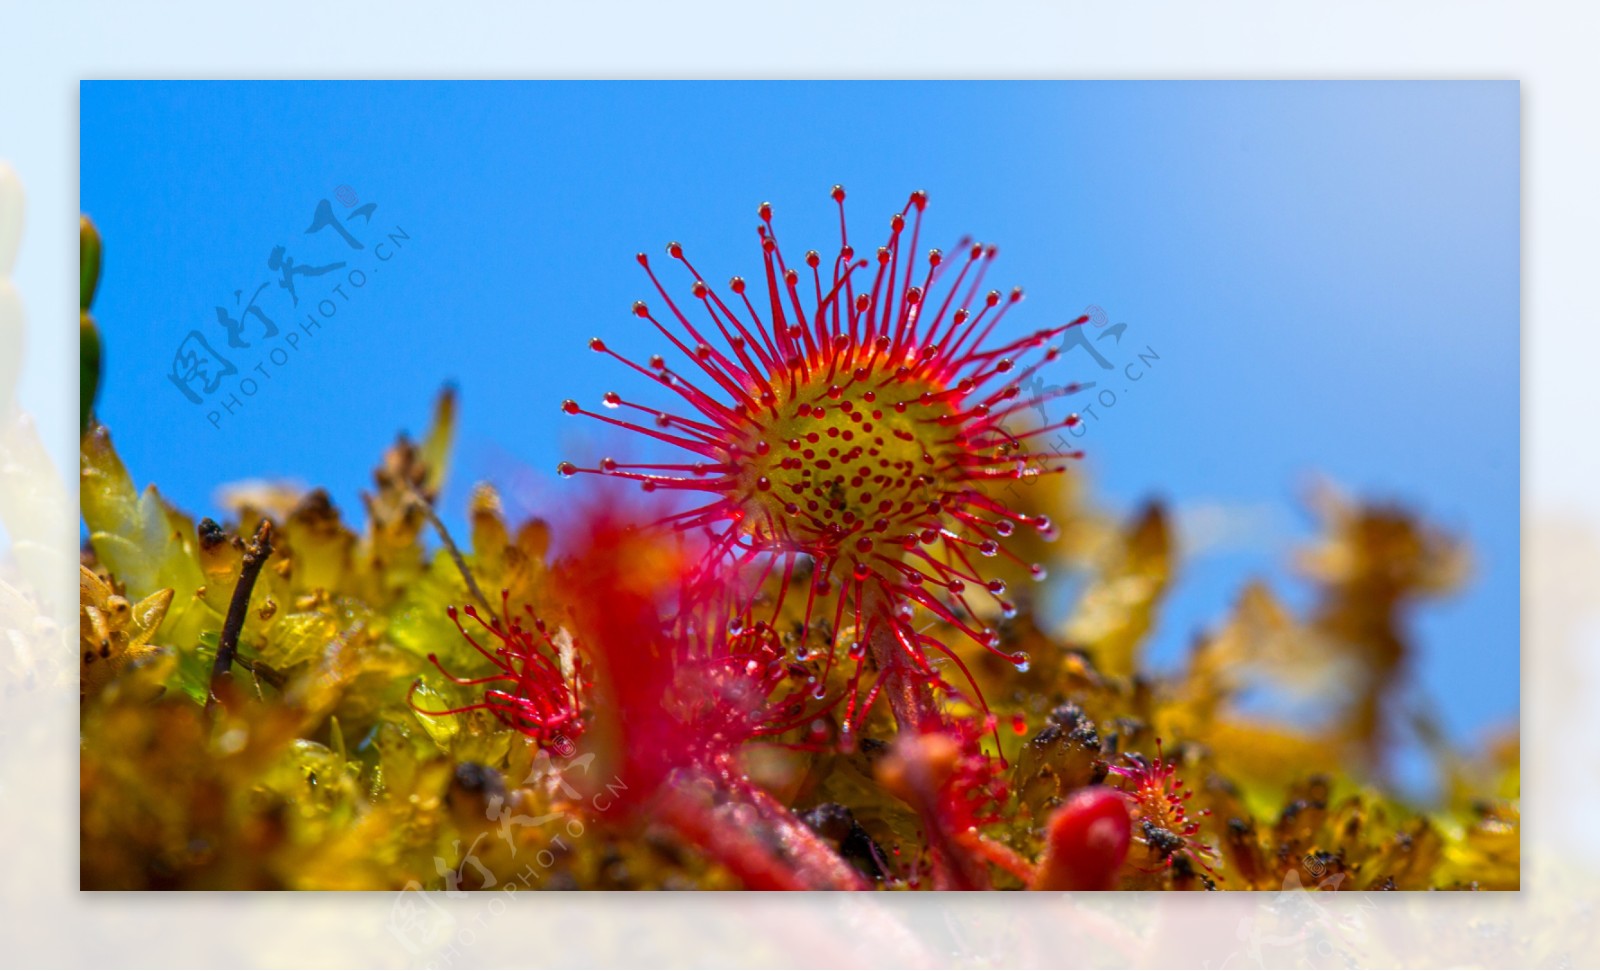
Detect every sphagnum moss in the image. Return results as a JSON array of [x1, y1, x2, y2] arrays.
[[76, 201, 1518, 892]]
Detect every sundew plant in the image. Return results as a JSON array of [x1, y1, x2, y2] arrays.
[[78, 192, 1518, 891]]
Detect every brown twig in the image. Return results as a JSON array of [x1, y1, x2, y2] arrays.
[[206, 519, 274, 715], [403, 482, 499, 627], [235, 654, 288, 693]]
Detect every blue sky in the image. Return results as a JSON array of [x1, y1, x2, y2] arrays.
[[80, 81, 1519, 765]]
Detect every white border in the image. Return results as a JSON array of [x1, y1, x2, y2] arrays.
[[3, 2, 1589, 967]]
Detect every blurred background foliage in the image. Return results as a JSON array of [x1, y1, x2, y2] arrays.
[[77, 372, 1518, 890]]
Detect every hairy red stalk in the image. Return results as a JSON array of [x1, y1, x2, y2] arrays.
[[877, 722, 1014, 890], [548, 504, 864, 889], [656, 759, 868, 891], [861, 582, 943, 736]]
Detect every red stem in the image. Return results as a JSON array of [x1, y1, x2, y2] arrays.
[[864, 585, 944, 734], [654, 760, 868, 891], [861, 586, 994, 890]]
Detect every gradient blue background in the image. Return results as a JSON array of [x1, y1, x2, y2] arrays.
[[80, 82, 1519, 785]]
